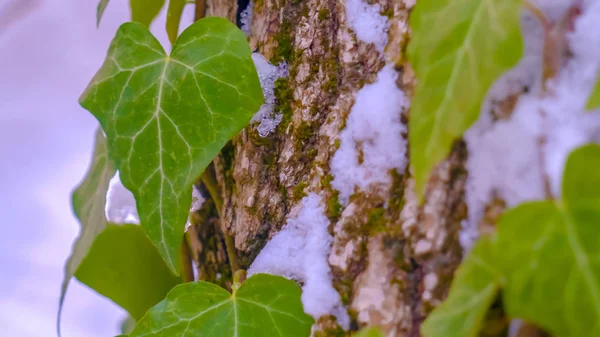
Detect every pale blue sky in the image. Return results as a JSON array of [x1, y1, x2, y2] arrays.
[[0, 0, 192, 335]]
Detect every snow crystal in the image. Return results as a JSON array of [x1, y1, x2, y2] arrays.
[[331, 65, 408, 205], [462, 0, 600, 250], [105, 172, 139, 224], [240, 1, 253, 36], [185, 186, 205, 231], [345, 0, 390, 53], [251, 53, 288, 137], [248, 193, 350, 329]]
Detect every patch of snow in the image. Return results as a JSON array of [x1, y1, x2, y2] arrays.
[[331, 65, 408, 205], [240, 1, 253, 36], [251, 53, 288, 137], [185, 186, 205, 231], [462, 0, 600, 250], [248, 193, 350, 329], [105, 172, 139, 224], [105, 173, 205, 229], [345, 0, 390, 53]]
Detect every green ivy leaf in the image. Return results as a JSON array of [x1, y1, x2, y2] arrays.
[[79, 17, 262, 273], [421, 238, 501, 337], [130, 0, 165, 27], [423, 144, 600, 337], [407, 0, 523, 198], [587, 73, 600, 110], [75, 224, 181, 320], [129, 274, 314, 336], [58, 128, 116, 332], [354, 327, 385, 337], [97, 0, 111, 27], [495, 144, 600, 337], [166, 0, 186, 45]]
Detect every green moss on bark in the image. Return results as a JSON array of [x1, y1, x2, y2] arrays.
[[220, 142, 236, 190], [380, 7, 394, 18], [388, 169, 405, 213], [272, 20, 294, 63], [318, 8, 329, 20], [292, 181, 308, 201], [321, 174, 342, 220], [294, 121, 315, 150], [274, 77, 294, 133]]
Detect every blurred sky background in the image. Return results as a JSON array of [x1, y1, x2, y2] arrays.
[[0, 0, 193, 335]]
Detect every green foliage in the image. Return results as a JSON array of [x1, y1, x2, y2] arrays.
[[65, 0, 600, 335], [96, 0, 111, 27], [407, 0, 523, 198], [70, 4, 319, 337], [75, 224, 181, 320], [130, 0, 166, 27], [166, 0, 186, 45], [58, 128, 116, 330], [423, 144, 600, 337], [354, 327, 385, 337], [587, 73, 600, 110], [128, 274, 314, 336], [79, 17, 263, 273], [496, 144, 600, 337]]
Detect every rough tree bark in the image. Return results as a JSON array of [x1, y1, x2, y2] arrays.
[[187, 0, 482, 336]]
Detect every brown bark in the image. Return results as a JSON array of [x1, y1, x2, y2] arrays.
[[190, 0, 471, 335]]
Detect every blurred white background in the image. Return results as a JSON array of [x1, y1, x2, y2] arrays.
[[0, 0, 192, 335]]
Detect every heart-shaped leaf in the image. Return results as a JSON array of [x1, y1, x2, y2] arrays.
[[58, 128, 116, 332], [408, 0, 523, 198], [423, 144, 600, 337], [75, 224, 181, 320], [129, 273, 314, 336], [79, 17, 263, 273]]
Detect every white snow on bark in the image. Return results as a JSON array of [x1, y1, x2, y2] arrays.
[[345, 0, 390, 53], [251, 53, 288, 137], [240, 1, 253, 36], [331, 65, 408, 205], [462, 0, 600, 250], [185, 186, 205, 231], [248, 193, 350, 329]]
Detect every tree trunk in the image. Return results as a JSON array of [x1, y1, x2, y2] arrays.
[[191, 0, 470, 335]]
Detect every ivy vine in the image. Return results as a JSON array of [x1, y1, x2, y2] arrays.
[[58, 0, 600, 336]]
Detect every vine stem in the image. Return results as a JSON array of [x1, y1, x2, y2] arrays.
[[181, 237, 195, 282], [185, 224, 203, 277], [194, 0, 206, 21], [523, 1, 550, 30], [201, 165, 241, 274]]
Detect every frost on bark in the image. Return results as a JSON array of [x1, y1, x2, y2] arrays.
[[191, 0, 468, 335]]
